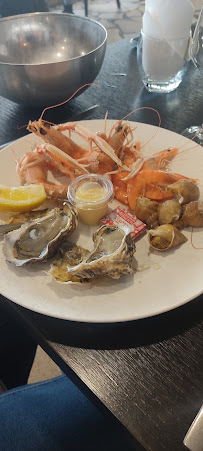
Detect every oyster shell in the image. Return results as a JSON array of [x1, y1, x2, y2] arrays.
[[167, 179, 200, 204], [135, 197, 159, 228], [148, 224, 187, 251], [67, 224, 136, 280], [50, 240, 89, 283], [3, 203, 78, 266], [4, 209, 50, 225], [175, 201, 203, 228], [158, 199, 182, 225]]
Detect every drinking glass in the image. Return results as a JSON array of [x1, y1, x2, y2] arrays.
[[137, 31, 191, 93], [182, 6, 203, 145]]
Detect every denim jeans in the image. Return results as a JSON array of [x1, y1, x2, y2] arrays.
[[0, 375, 135, 451]]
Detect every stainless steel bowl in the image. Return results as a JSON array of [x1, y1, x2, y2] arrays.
[[0, 12, 107, 107]]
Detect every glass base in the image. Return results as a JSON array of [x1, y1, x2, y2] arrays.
[[182, 125, 203, 146], [142, 77, 183, 93]]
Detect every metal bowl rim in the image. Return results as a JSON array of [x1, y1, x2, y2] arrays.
[[0, 11, 107, 67]]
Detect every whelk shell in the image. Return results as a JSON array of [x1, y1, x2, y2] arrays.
[[167, 179, 200, 204], [135, 197, 159, 228], [158, 199, 182, 225], [175, 201, 203, 228], [148, 224, 187, 251]]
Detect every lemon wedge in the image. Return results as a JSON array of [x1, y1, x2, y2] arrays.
[[0, 184, 47, 212]]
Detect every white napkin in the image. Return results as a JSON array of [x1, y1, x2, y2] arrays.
[[142, 0, 194, 80]]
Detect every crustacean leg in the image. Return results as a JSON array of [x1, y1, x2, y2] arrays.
[[57, 122, 130, 171]]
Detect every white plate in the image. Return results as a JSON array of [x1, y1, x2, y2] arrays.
[[0, 120, 203, 323]]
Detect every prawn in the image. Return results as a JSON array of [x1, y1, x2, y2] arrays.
[[127, 170, 190, 211], [57, 122, 130, 171], [20, 96, 199, 204], [16, 150, 70, 199], [112, 147, 179, 204], [16, 143, 89, 198], [28, 117, 136, 177], [27, 119, 88, 159]]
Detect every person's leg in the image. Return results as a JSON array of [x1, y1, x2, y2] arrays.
[[0, 297, 37, 389], [0, 375, 135, 451]]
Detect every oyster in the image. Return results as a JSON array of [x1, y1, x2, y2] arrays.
[[4, 209, 50, 225], [135, 197, 159, 228], [3, 203, 78, 266], [148, 224, 187, 251], [50, 240, 89, 283], [67, 224, 136, 281], [175, 200, 203, 228], [167, 179, 200, 204], [158, 199, 182, 225]]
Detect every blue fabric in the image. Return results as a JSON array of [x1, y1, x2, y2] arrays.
[[0, 375, 134, 451]]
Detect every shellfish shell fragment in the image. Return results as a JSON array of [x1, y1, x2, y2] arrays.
[[67, 224, 136, 280], [3, 203, 78, 266], [167, 179, 200, 204], [158, 199, 182, 225], [134, 197, 159, 228], [148, 224, 187, 251]]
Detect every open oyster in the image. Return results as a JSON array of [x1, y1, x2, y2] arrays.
[[66, 224, 136, 281], [148, 224, 187, 251], [135, 197, 159, 228], [50, 240, 89, 283], [3, 203, 78, 266], [158, 199, 182, 225], [167, 179, 200, 204]]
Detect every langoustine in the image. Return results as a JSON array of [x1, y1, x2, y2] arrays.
[[17, 118, 135, 198], [16, 116, 197, 209]]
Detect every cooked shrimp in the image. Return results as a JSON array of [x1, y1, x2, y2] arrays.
[[57, 122, 130, 171], [16, 150, 70, 198], [127, 170, 188, 211], [112, 147, 179, 204], [123, 146, 179, 180], [103, 121, 134, 153], [141, 147, 178, 171], [35, 144, 89, 177], [27, 119, 87, 159], [22, 112, 197, 205]]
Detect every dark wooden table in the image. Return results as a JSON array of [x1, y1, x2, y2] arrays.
[[0, 37, 203, 451]]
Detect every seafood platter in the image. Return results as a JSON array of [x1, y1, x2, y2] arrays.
[[0, 117, 203, 323]]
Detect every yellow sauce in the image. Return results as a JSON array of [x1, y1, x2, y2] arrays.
[[75, 182, 107, 202], [75, 181, 109, 226]]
